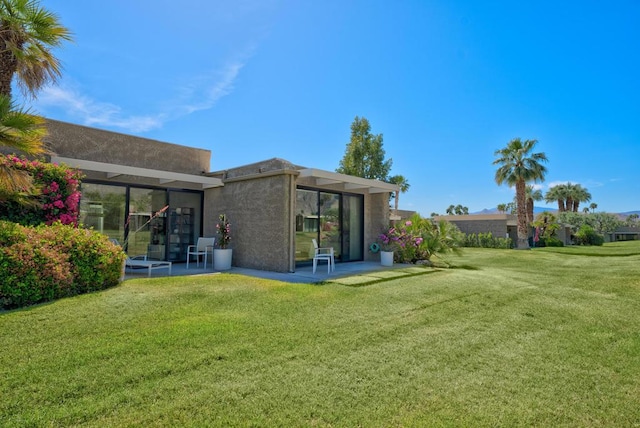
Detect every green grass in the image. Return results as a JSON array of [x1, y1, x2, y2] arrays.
[[2, 241, 640, 426]]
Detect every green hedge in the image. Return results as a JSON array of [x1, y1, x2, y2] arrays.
[[462, 232, 512, 249], [0, 221, 126, 309]]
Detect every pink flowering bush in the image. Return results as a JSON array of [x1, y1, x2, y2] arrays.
[[216, 214, 231, 249], [379, 214, 463, 263], [0, 220, 126, 309], [0, 154, 83, 226]]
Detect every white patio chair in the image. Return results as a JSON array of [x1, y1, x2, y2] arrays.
[[186, 237, 216, 269], [312, 238, 335, 274]]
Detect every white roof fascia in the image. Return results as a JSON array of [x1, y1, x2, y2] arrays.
[[52, 157, 224, 189], [298, 168, 399, 193]]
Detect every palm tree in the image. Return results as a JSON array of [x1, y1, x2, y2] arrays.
[[497, 203, 507, 214], [494, 138, 548, 249], [0, 0, 72, 99], [569, 184, 591, 212], [387, 174, 410, 213], [589, 202, 597, 213], [0, 94, 46, 201], [525, 185, 543, 225], [545, 184, 568, 212]]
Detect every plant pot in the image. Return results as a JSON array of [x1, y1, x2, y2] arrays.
[[380, 251, 394, 266], [214, 248, 232, 270]]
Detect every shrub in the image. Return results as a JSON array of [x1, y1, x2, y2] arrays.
[[462, 232, 512, 249], [542, 237, 564, 247], [574, 225, 604, 246], [0, 154, 83, 226], [0, 221, 126, 309], [381, 215, 462, 263]]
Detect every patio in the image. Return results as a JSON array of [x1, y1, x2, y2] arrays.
[[123, 260, 423, 284]]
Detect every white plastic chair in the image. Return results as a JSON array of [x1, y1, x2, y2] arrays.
[[186, 237, 215, 269], [312, 238, 335, 274]]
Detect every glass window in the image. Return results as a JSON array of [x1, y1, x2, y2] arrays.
[[295, 188, 363, 265], [79, 183, 126, 243], [295, 189, 318, 263], [128, 188, 168, 259]]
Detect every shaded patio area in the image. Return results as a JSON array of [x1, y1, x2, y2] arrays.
[[123, 260, 429, 284]]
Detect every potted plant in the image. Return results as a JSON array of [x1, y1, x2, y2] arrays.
[[214, 214, 232, 270], [378, 227, 399, 266]]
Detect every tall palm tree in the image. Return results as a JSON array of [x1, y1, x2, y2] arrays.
[[494, 138, 548, 249], [0, 0, 72, 99], [0, 93, 46, 201], [569, 184, 591, 212], [545, 184, 568, 212], [589, 202, 597, 213], [525, 185, 543, 225], [387, 174, 410, 213]]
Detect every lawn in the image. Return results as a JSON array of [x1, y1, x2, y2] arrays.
[[2, 241, 640, 427]]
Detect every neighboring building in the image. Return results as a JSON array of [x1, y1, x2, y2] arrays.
[[433, 214, 573, 246], [606, 226, 640, 242], [434, 214, 519, 242], [44, 120, 398, 272]]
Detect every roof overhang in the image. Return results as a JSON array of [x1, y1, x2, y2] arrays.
[[52, 156, 224, 189], [298, 168, 399, 194]]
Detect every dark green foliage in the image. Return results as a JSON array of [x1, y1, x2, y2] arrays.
[[462, 232, 512, 249], [336, 116, 392, 181], [0, 221, 126, 308], [542, 237, 564, 247], [574, 224, 605, 246]]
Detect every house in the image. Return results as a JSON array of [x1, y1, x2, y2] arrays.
[[44, 119, 398, 272], [606, 226, 640, 242], [433, 213, 573, 246]]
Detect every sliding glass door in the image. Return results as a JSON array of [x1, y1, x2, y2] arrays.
[[79, 182, 202, 261], [295, 188, 363, 265]]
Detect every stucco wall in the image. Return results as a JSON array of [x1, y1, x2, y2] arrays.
[[44, 119, 210, 174], [449, 219, 509, 237], [364, 193, 391, 261], [204, 161, 296, 272]]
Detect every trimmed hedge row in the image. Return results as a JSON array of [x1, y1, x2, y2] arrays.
[[461, 232, 512, 249], [0, 221, 126, 309]]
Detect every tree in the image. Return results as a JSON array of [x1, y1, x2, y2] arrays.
[[454, 204, 468, 215], [525, 185, 543, 225], [589, 202, 597, 213], [568, 183, 591, 212], [558, 211, 622, 236], [0, 0, 72, 99], [545, 183, 591, 213], [494, 138, 548, 249], [497, 203, 507, 214], [0, 94, 46, 201], [445, 205, 455, 215], [337, 116, 392, 181], [388, 174, 410, 212], [545, 184, 568, 212]]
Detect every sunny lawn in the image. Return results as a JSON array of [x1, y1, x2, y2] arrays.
[[1, 241, 640, 426]]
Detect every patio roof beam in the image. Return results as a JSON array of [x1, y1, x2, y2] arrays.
[[51, 157, 224, 189], [298, 168, 398, 193]]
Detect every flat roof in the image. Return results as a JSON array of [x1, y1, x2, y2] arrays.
[[298, 168, 399, 194], [52, 156, 224, 189]]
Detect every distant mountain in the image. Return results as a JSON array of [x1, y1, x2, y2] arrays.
[[472, 208, 640, 216], [473, 206, 556, 215]]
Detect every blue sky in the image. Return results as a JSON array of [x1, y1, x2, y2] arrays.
[[24, 0, 639, 215]]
